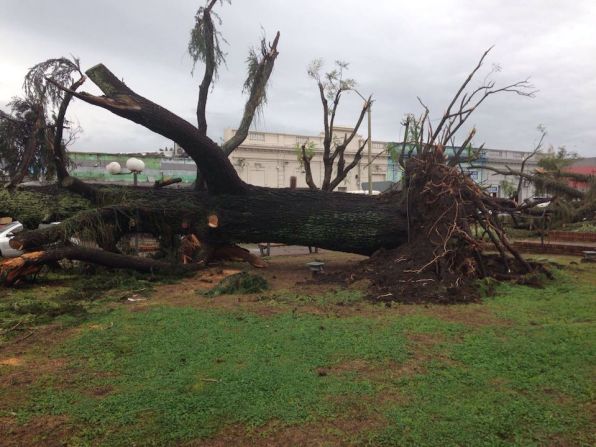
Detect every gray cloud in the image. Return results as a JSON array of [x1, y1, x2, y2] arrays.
[[1, 0, 595, 156]]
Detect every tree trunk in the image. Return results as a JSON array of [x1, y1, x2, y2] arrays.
[[1, 246, 201, 286], [10, 186, 408, 256], [204, 188, 407, 255], [53, 76, 86, 182]]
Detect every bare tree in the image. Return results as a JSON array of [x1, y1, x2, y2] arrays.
[[409, 47, 536, 168], [299, 60, 372, 191]]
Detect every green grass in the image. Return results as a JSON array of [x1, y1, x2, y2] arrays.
[[26, 309, 423, 445], [373, 269, 596, 446], [2, 264, 595, 446]]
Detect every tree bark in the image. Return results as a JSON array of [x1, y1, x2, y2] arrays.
[[1, 247, 201, 286], [52, 76, 86, 181], [10, 187, 408, 256], [16, 64, 410, 259], [61, 176, 102, 202]]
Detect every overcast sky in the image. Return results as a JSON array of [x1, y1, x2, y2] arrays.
[[1, 0, 595, 156]]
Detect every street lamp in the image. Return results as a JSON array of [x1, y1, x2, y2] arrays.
[[353, 89, 372, 195], [126, 157, 145, 186], [105, 158, 145, 254], [106, 161, 122, 175], [105, 157, 146, 185]]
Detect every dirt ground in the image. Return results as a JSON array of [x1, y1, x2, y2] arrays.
[[126, 250, 432, 320]]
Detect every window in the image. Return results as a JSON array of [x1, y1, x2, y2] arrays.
[[249, 132, 265, 141], [296, 136, 308, 144], [467, 170, 479, 181], [373, 142, 385, 150]]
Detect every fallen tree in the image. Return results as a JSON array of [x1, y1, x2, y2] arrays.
[[475, 164, 595, 224], [0, 57, 85, 188], [1, 37, 542, 301]]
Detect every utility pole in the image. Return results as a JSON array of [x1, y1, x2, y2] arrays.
[[367, 104, 372, 195]]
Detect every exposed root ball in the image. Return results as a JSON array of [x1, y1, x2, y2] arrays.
[[349, 152, 541, 304]]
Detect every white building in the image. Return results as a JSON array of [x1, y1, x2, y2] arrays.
[[224, 127, 388, 191], [225, 127, 540, 199], [69, 127, 541, 200], [472, 148, 540, 199]]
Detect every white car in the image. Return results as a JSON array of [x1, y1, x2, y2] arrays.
[[0, 221, 24, 258]]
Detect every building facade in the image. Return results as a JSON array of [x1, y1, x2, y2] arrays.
[[69, 128, 542, 199], [69, 152, 196, 185], [223, 127, 388, 191], [472, 148, 541, 199]]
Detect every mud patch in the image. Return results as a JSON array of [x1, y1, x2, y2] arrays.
[[317, 358, 412, 382], [0, 325, 77, 412], [193, 413, 386, 447], [0, 415, 73, 447], [87, 384, 114, 397], [140, 253, 392, 318], [419, 304, 511, 328]]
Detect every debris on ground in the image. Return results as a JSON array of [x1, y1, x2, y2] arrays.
[[204, 272, 269, 297]]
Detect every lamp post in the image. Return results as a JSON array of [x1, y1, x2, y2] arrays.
[[126, 157, 145, 187], [105, 157, 146, 182], [106, 158, 145, 254], [354, 89, 372, 195]]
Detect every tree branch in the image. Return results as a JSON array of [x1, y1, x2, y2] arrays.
[[515, 129, 545, 201], [448, 127, 476, 167], [330, 97, 371, 163], [301, 143, 318, 190], [6, 103, 45, 188], [472, 164, 585, 200], [52, 75, 86, 181], [196, 4, 217, 136], [328, 138, 367, 191], [2, 247, 202, 286], [318, 87, 335, 189], [51, 64, 247, 194], [430, 46, 493, 145], [221, 32, 280, 155], [0, 110, 23, 125]]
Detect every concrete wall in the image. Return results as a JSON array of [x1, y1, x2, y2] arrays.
[[70, 153, 196, 185]]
